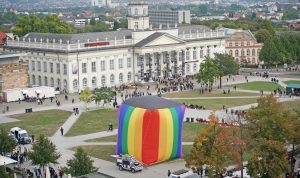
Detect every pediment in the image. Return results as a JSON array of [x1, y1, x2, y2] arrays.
[[145, 35, 183, 46]]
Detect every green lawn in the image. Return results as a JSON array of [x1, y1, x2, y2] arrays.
[[176, 98, 258, 110], [66, 109, 118, 136], [226, 81, 284, 91], [163, 90, 259, 98], [71, 145, 116, 163], [86, 135, 118, 142], [0, 110, 72, 137], [284, 80, 300, 85]]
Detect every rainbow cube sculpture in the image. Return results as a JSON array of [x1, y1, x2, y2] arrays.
[[117, 96, 185, 165]]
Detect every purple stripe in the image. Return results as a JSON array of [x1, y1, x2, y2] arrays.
[[117, 104, 129, 154], [175, 105, 185, 157]]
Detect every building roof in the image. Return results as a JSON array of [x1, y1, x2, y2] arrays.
[[221, 28, 256, 41], [177, 25, 211, 34], [123, 96, 181, 110], [286, 83, 300, 89], [135, 32, 185, 47], [22, 30, 132, 44]]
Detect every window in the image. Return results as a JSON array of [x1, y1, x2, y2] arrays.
[[110, 74, 114, 84], [241, 42, 244, 46], [119, 73, 123, 83], [31, 61, 35, 71], [229, 42, 232, 47], [200, 50, 204, 58], [38, 76, 42, 85], [43, 62, 47, 72], [186, 64, 190, 73], [252, 49, 256, 56], [50, 78, 54, 87], [127, 58, 131, 68], [179, 51, 182, 61], [127, 72, 132, 81], [92, 77, 97, 88], [186, 51, 190, 60], [134, 22, 138, 29], [83, 78, 87, 88], [247, 49, 250, 56], [37, 61, 41, 71], [241, 49, 245, 56], [63, 64, 67, 75], [135, 8, 138, 15], [57, 78, 61, 89], [32, 75, 36, 85], [73, 79, 78, 90], [109, 60, 114, 70], [118, 58, 123, 69], [257, 49, 260, 56], [44, 76, 48, 86], [82, 63, 87, 73], [193, 50, 196, 59], [91, 62, 96, 72], [56, 63, 60, 74], [50, 63, 53, 73], [63, 79, 67, 89], [235, 42, 238, 46], [235, 50, 239, 57], [235, 58, 239, 63], [247, 41, 250, 46], [252, 58, 256, 64], [193, 63, 197, 72], [229, 50, 233, 56], [143, 8, 146, 15], [100, 61, 105, 71], [101, 75, 106, 86], [207, 48, 210, 57]]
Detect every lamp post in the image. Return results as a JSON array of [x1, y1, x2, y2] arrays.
[[0, 80, 4, 113]]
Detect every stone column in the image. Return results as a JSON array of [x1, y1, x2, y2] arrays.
[[138, 54, 145, 82], [155, 52, 161, 78], [181, 49, 185, 76]]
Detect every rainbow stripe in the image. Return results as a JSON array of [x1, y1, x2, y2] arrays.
[[117, 104, 185, 164]]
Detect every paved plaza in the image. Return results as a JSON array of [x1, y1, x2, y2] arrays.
[[1, 72, 300, 178]]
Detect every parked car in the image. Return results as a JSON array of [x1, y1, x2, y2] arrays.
[[10, 127, 31, 144], [115, 154, 143, 173]]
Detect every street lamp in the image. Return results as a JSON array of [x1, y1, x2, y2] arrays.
[[0, 80, 4, 113]]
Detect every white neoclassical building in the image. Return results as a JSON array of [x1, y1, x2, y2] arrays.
[[6, 0, 226, 93]]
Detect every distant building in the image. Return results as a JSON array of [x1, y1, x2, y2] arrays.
[[289, 23, 300, 30], [91, 0, 111, 8], [149, 10, 190, 27], [0, 51, 28, 96], [0, 32, 12, 46], [223, 28, 263, 65], [195, 15, 226, 21]]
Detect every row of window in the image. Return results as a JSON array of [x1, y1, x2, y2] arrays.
[[235, 58, 257, 64], [228, 41, 253, 47], [228, 49, 260, 57], [31, 75, 67, 89], [31, 61, 67, 74]]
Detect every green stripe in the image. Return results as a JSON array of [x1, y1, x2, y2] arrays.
[[122, 106, 134, 154], [170, 108, 179, 159]]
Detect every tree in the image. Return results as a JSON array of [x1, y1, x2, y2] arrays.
[[185, 114, 244, 177], [89, 17, 96, 25], [196, 57, 220, 88], [255, 29, 272, 43], [0, 128, 16, 155], [79, 88, 93, 110], [113, 21, 119, 31], [28, 135, 61, 172], [0, 166, 13, 178], [259, 37, 282, 66], [84, 21, 110, 32], [92, 88, 114, 107], [65, 147, 98, 177], [260, 20, 275, 36], [245, 95, 291, 177], [213, 53, 239, 88]]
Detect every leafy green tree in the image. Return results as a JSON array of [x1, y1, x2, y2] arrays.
[[113, 21, 119, 31], [118, 19, 128, 29], [92, 88, 114, 107], [65, 147, 98, 177], [28, 135, 61, 172], [0, 166, 13, 178], [260, 20, 275, 36], [84, 21, 110, 32], [282, 9, 298, 20], [259, 37, 282, 65], [196, 57, 220, 88], [0, 128, 16, 155], [13, 15, 75, 36], [255, 29, 272, 43], [79, 88, 93, 110], [213, 53, 239, 88], [89, 17, 96, 25]]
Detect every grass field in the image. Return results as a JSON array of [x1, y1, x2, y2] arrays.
[[71, 145, 116, 163], [284, 80, 300, 85], [176, 98, 258, 110], [163, 90, 259, 98], [86, 135, 118, 142], [66, 109, 118, 136], [226, 81, 284, 91], [0, 110, 72, 137]]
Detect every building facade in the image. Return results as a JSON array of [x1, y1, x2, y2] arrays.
[[224, 29, 263, 65], [149, 10, 190, 27], [6, 1, 225, 93]]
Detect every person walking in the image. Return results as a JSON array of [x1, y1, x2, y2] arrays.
[[60, 127, 64, 136]]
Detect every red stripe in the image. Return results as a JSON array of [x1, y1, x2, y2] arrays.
[[142, 109, 160, 164]]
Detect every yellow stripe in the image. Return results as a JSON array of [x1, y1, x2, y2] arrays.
[[164, 109, 174, 160], [158, 109, 167, 162], [127, 108, 139, 155], [134, 108, 145, 162]]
